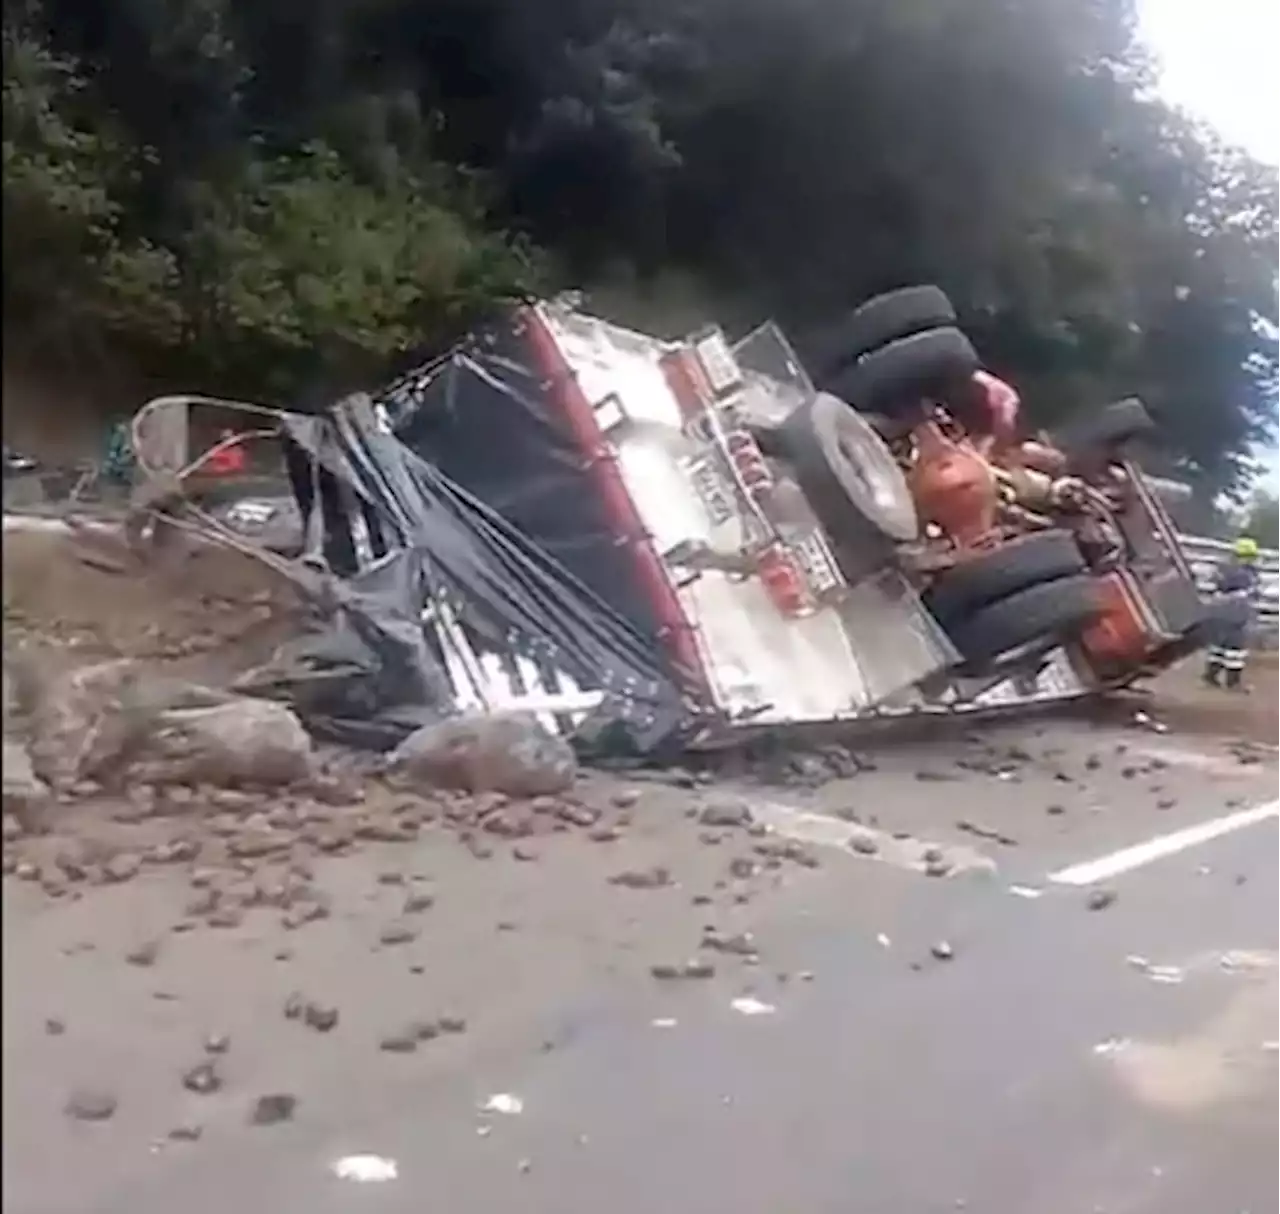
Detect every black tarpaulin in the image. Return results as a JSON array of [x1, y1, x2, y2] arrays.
[[264, 401, 688, 753], [382, 322, 671, 656]]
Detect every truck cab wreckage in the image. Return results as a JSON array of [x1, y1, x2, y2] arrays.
[[130, 287, 1217, 754]]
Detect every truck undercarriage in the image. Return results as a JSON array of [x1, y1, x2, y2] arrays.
[[121, 289, 1221, 753]]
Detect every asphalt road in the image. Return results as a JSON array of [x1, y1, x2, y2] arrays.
[[16, 817, 1277, 1214]]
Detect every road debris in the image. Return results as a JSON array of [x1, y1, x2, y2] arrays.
[[610, 866, 671, 889], [249, 1093, 297, 1125], [377, 922, 418, 947], [64, 1088, 118, 1122], [481, 1093, 524, 1115], [388, 714, 576, 797], [331, 1154, 399, 1183], [181, 1060, 223, 1094], [1126, 955, 1185, 984], [701, 930, 758, 957], [379, 1028, 419, 1053], [651, 959, 716, 980], [303, 1001, 340, 1032], [730, 996, 777, 1016]]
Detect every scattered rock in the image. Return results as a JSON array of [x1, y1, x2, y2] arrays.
[[556, 803, 599, 828], [378, 922, 418, 947], [168, 1124, 203, 1142], [303, 1002, 339, 1032], [698, 802, 752, 829], [651, 959, 716, 981], [283, 992, 306, 1020], [930, 941, 955, 962], [701, 930, 757, 957], [1045, 803, 1065, 816], [204, 1033, 231, 1055], [437, 1015, 467, 1034], [249, 1093, 296, 1126], [182, 1061, 223, 1094], [64, 1088, 117, 1122], [379, 1029, 418, 1053], [102, 853, 142, 884], [389, 713, 576, 798], [45, 1017, 66, 1036], [609, 866, 671, 890], [402, 892, 435, 915], [1086, 888, 1118, 912], [206, 906, 243, 930], [727, 857, 757, 880], [125, 939, 162, 967], [850, 835, 879, 856], [511, 845, 539, 862], [587, 825, 621, 843]]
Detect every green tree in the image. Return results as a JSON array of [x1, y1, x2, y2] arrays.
[[1244, 491, 1280, 549]]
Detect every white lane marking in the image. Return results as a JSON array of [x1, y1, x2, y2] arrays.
[[750, 800, 997, 878], [1048, 801, 1279, 887]]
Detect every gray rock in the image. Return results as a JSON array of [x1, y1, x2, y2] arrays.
[[1086, 888, 1117, 911], [698, 801, 753, 829], [389, 713, 576, 798], [379, 1029, 418, 1053], [65, 1087, 117, 1121], [182, 1061, 222, 1094], [249, 1093, 296, 1125], [303, 1002, 339, 1032], [609, 866, 671, 890]]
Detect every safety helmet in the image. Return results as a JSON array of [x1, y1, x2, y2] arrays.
[[1234, 536, 1260, 561]]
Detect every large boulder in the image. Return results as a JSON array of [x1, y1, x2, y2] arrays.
[[130, 698, 314, 788], [388, 713, 576, 798], [26, 659, 240, 788]]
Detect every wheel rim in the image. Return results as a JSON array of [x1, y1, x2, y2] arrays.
[[835, 431, 902, 515]]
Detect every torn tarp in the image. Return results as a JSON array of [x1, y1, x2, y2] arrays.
[[250, 399, 689, 753]]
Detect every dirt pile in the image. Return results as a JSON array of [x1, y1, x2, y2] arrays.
[[3, 527, 302, 683]]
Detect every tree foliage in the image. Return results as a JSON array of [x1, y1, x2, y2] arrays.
[[1244, 491, 1280, 549], [2, 0, 1276, 487]]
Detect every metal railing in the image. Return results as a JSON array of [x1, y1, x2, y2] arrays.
[[1179, 534, 1279, 645]]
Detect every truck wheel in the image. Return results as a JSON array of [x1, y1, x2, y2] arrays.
[[923, 531, 1086, 625], [779, 392, 918, 547], [803, 286, 957, 379], [1051, 397, 1155, 460], [946, 574, 1103, 667], [824, 326, 979, 416]]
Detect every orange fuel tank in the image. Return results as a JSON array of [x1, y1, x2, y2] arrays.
[[906, 421, 1000, 547]]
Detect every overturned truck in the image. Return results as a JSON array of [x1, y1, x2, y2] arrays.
[[146, 289, 1216, 753]]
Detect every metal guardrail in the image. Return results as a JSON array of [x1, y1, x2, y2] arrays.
[[1179, 534, 1279, 644]]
